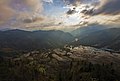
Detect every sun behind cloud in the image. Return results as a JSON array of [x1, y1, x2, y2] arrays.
[[0, 0, 120, 31]]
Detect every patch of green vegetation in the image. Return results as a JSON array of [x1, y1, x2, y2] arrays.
[[0, 56, 120, 81]]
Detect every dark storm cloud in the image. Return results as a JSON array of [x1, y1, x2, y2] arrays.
[[94, 0, 120, 15], [64, 0, 97, 16], [66, 9, 76, 15], [81, 8, 94, 15], [23, 19, 33, 23], [65, 0, 120, 15]]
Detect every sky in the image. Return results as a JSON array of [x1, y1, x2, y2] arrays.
[[0, 0, 120, 31]]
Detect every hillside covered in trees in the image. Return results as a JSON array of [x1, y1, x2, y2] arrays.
[[0, 46, 120, 81]]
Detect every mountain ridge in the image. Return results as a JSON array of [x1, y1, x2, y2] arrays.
[[0, 29, 74, 51], [72, 28, 120, 52]]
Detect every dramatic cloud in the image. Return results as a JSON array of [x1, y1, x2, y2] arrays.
[[0, 0, 120, 31], [10, 0, 43, 14], [63, 0, 120, 29], [0, 0, 43, 25], [65, 0, 120, 16], [0, 0, 14, 23], [66, 9, 76, 15], [94, 0, 120, 15]]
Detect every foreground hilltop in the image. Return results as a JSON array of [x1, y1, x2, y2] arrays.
[[1, 45, 120, 81]]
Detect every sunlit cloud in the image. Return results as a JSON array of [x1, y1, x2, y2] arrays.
[[0, 0, 120, 31]]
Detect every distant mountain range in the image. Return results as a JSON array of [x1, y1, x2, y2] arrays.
[[72, 27, 120, 52], [0, 29, 74, 51], [1, 25, 120, 52], [71, 24, 107, 37]]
